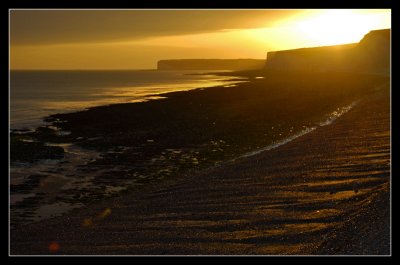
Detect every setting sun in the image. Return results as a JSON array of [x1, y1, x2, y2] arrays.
[[291, 9, 390, 46], [10, 9, 390, 69]]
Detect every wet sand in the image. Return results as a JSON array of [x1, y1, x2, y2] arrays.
[[10, 81, 390, 255]]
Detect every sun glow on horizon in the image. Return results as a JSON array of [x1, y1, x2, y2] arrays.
[[281, 9, 390, 47], [213, 9, 391, 58], [10, 9, 390, 70]]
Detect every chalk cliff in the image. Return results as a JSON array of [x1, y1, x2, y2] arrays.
[[353, 29, 390, 74], [265, 29, 390, 75], [157, 59, 265, 71]]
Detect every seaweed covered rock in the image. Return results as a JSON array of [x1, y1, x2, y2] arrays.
[[10, 134, 64, 162]]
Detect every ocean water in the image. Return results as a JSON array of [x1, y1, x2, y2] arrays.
[[10, 70, 243, 130]]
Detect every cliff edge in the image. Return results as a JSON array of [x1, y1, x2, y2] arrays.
[[265, 29, 390, 75], [157, 59, 265, 71]]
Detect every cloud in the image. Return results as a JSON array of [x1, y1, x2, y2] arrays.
[[10, 9, 300, 46]]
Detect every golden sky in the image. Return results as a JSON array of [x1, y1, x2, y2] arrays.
[[10, 9, 391, 70]]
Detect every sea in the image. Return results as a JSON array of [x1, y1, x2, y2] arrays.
[[10, 70, 243, 130]]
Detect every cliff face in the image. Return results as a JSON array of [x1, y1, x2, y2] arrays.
[[265, 29, 390, 75], [353, 29, 390, 74], [265, 43, 357, 72], [157, 59, 265, 71]]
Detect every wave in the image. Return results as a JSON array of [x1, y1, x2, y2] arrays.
[[236, 100, 359, 160]]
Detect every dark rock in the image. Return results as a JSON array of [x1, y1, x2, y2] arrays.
[[10, 135, 64, 162]]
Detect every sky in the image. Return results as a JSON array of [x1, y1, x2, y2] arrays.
[[10, 9, 391, 70]]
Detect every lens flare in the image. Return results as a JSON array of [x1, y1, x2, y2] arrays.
[[48, 241, 60, 253]]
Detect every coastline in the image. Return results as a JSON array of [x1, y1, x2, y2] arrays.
[[10, 69, 243, 131], [10, 72, 390, 255], [10, 71, 388, 226]]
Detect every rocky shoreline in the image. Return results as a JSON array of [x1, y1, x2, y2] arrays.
[[10, 71, 388, 225], [10, 71, 390, 254]]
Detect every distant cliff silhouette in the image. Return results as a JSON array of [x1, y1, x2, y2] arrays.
[[157, 59, 265, 71], [265, 29, 390, 75]]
